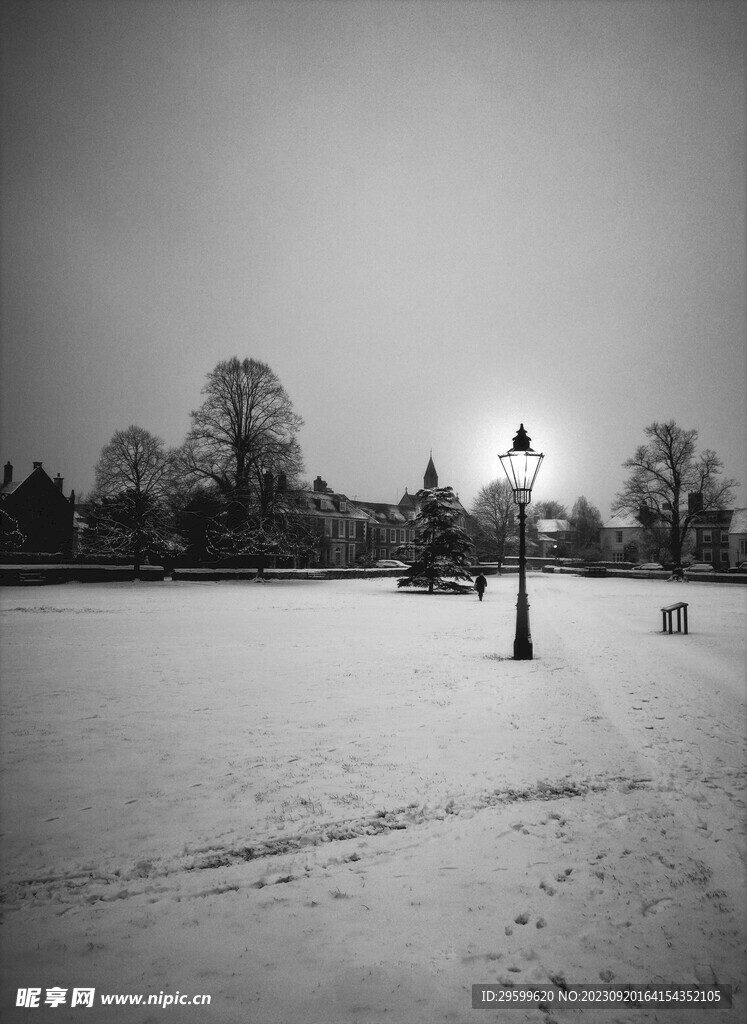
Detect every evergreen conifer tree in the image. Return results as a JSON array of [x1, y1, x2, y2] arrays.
[[398, 487, 474, 594]]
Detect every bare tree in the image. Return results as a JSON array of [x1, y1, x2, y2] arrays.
[[470, 479, 515, 566], [569, 496, 603, 555], [180, 357, 304, 508], [533, 499, 568, 520], [89, 425, 178, 575], [613, 420, 737, 567], [94, 425, 175, 501]]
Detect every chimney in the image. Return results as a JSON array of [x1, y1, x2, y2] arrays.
[[33, 461, 42, 470], [54, 474, 64, 491], [3, 462, 11, 486], [313, 475, 328, 493]]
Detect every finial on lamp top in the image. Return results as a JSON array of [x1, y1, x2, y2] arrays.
[[512, 423, 532, 451]]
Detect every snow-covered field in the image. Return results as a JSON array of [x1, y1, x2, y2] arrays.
[[1, 574, 745, 1023]]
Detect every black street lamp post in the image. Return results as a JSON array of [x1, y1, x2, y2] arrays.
[[499, 424, 544, 660]]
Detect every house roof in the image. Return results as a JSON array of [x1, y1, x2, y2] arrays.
[[601, 514, 641, 530], [536, 519, 571, 533], [1, 463, 72, 502], [291, 491, 372, 522], [354, 501, 410, 524], [728, 508, 747, 535]]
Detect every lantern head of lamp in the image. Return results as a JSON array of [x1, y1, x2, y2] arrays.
[[499, 424, 544, 505]]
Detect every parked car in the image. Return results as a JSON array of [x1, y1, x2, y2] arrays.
[[375, 559, 410, 569], [684, 563, 714, 574], [633, 563, 664, 571], [727, 562, 747, 573]]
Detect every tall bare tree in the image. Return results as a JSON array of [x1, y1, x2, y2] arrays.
[[180, 357, 303, 509], [613, 420, 737, 567], [470, 479, 515, 566]]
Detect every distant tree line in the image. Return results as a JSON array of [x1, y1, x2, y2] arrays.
[[81, 358, 314, 574], [470, 420, 736, 568], [78, 356, 737, 575]]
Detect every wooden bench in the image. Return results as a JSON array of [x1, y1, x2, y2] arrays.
[[18, 571, 46, 585], [661, 601, 688, 635]]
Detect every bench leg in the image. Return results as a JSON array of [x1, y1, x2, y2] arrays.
[[676, 607, 681, 633], [683, 606, 688, 635], [662, 610, 667, 633]]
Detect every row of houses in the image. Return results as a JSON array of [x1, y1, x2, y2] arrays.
[[0, 455, 464, 567], [599, 509, 747, 568], [288, 455, 464, 566], [3, 457, 746, 568]]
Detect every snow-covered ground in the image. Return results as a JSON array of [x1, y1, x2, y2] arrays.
[[1, 574, 745, 1023]]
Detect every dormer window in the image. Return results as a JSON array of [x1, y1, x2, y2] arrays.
[[339, 501, 347, 513]]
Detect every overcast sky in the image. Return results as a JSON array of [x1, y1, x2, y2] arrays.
[[2, 0, 744, 517]]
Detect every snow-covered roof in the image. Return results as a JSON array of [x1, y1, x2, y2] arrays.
[[728, 508, 747, 535], [536, 519, 571, 533], [353, 501, 408, 525], [601, 514, 640, 530], [292, 491, 372, 521]]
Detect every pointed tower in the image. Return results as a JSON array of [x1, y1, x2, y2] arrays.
[[423, 452, 438, 490]]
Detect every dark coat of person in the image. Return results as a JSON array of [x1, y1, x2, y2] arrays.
[[474, 573, 487, 600]]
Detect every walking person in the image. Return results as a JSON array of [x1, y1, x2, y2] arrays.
[[474, 572, 487, 601]]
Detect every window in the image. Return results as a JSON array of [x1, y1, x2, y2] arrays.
[[399, 529, 405, 543], [721, 532, 729, 544], [703, 531, 712, 544], [613, 552, 624, 562], [703, 549, 712, 562], [338, 520, 346, 538], [348, 520, 355, 538], [390, 529, 396, 542], [339, 501, 347, 512], [324, 519, 332, 536], [348, 544, 355, 563], [740, 540, 747, 555], [720, 551, 728, 564], [379, 548, 387, 559], [615, 531, 623, 544]]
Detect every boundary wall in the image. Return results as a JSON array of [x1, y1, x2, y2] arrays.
[[2, 564, 745, 585]]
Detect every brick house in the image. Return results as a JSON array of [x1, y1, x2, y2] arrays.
[[728, 509, 747, 567], [351, 500, 416, 562], [1, 461, 75, 554], [355, 454, 466, 563], [293, 477, 373, 567], [534, 518, 575, 559], [691, 509, 734, 569], [599, 514, 643, 563]]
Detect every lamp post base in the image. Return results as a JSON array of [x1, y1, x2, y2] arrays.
[[513, 635, 534, 660]]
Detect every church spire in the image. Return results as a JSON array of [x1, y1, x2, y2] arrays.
[[423, 451, 438, 490]]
